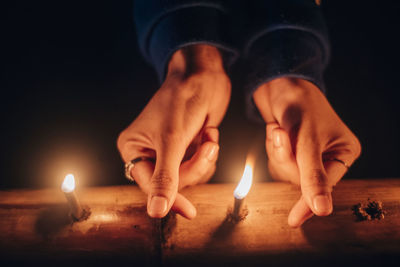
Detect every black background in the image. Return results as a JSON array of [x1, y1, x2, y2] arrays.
[[2, 1, 400, 189]]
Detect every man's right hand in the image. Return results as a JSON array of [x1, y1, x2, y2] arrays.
[[117, 45, 231, 219]]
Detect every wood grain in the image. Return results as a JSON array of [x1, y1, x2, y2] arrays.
[[0, 179, 399, 266], [164, 179, 400, 266], [0, 186, 159, 265]]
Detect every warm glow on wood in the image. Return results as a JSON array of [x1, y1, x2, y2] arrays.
[[62, 174, 75, 193]]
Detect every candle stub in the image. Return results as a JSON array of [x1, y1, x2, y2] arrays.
[[64, 190, 83, 220], [61, 174, 90, 221], [228, 197, 248, 223], [233, 197, 244, 216]]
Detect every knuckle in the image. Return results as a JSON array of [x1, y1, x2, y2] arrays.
[[116, 130, 128, 152], [203, 164, 217, 182], [185, 91, 203, 110], [193, 165, 207, 179], [151, 170, 175, 192], [267, 161, 281, 181], [342, 134, 362, 160], [178, 71, 231, 99], [117, 130, 134, 161], [185, 163, 209, 186], [161, 127, 179, 139], [174, 76, 203, 101], [304, 168, 328, 188], [350, 136, 362, 159], [199, 161, 215, 178], [160, 131, 185, 148]]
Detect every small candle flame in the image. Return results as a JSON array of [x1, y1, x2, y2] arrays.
[[234, 156, 255, 199], [62, 174, 75, 193]]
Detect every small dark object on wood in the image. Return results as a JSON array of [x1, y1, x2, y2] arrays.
[[352, 200, 385, 221]]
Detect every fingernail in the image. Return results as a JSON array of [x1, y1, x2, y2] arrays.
[[205, 144, 219, 161], [273, 130, 282, 148], [148, 196, 168, 217], [313, 194, 332, 215]]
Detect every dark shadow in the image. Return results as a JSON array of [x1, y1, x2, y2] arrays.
[[204, 208, 248, 248], [209, 215, 237, 240], [164, 203, 400, 266], [281, 102, 302, 155], [301, 202, 400, 261], [164, 250, 400, 267], [34, 204, 73, 240], [301, 211, 360, 251], [161, 212, 177, 245]]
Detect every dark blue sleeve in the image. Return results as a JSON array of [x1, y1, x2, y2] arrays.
[[241, 0, 331, 121], [133, 0, 238, 83]]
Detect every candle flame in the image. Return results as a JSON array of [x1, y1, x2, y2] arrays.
[[234, 155, 255, 199], [61, 173, 75, 193]]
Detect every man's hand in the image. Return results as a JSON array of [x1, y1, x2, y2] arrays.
[[253, 78, 361, 227], [117, 45, 231, 219]]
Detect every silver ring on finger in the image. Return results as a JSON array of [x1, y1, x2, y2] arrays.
[[124, 157, 156, 182], [323, 158, 350, 170]]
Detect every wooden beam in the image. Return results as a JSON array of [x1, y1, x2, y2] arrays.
[[0, 186, 159, 265], [0, 179, 400, 266], [164, 179, 400, 266]]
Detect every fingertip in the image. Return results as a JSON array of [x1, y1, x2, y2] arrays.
[[172, 194, 197, 220], [312, 193, 333, 216], [288, 210, 314, 228], [185, 205, 197, 220], [288, 216, 301, 228], [204, 142, 219, 162], [147, 195, 169, 218], [288, 198, 314, 228], [172, 206, 197, 220], [287, 210, 299, 228]]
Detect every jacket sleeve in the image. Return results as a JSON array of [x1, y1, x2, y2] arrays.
[[241, 0, 330, 121], [133, 0, 238, 83]]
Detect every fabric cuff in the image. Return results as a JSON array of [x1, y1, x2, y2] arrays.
[[244, 29, 327, 122], [148, 7, 238, 82]]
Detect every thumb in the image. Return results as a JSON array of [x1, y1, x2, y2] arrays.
[[297, 139, 333, 216], [148, 139, 185, 218]]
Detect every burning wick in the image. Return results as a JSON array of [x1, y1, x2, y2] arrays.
[[232, 157, 254, 218], [61, 174, 83, 220]]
